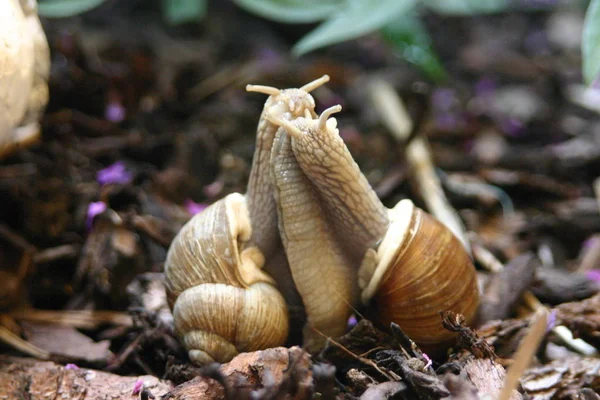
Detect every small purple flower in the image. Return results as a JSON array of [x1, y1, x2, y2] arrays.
[[97, 161, 133, 186], [435, 112, 461, 131], [432, 88, 456, 111], [546, 309, 557, 332], [105, 102, 126, 123], [499, 117, 525, 137], [422, 353, 432, 369], [184, 199, 208, 216], [347, 315, 357, 329], [65, 363, 79, 370], [132, 379, 144, 395], [86, 201, 107, 231], [475, 77, 497, 98], [586, 269, 600, 283]]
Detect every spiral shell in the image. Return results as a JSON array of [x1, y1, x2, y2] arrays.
[[164, 193, 289, 364], [360, 199, 479, 354]]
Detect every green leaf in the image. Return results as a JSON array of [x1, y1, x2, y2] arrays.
[[422, 0, 509, 15], [292, 0, 418, 56], [583, 0, 600, 85], [163, 0, 207, 25], [233, 0, 344, 24], [381, 14, 447, 82], [37, 0, 107, 18]]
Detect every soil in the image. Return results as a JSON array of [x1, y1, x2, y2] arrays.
[[0, 2, 599, 399]]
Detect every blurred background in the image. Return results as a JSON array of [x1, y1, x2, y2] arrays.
[[0, 0, 599, 393]]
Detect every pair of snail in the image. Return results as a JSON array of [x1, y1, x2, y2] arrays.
[[164, 75, 480, 365]]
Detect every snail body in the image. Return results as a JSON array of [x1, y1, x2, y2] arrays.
[[164, 76, 480, 365], [268, 106, 479, 354]]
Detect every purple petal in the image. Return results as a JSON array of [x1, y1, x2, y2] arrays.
[[475, 77, 496, 97], [184, 199, 208, 216], [65, 363, 79, 370], [86, 201, 107, 231], [432, 88, 456, 111], [132, 379, 144, 395], [546, 309, 557, 332], [422, 353, 432, 369], [586, 270, 600, 283], [347, 315, 357, 329], [435, 112, 460, 131], [499, 117, 525, 137], [97, 161, 133, 186], [105, 102, 126, 123]]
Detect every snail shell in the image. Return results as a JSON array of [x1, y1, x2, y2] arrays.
[[0, 0, 49, 158], [164, 193, 289, 364], [359, 199, 479, 353]]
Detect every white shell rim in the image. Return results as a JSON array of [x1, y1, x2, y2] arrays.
[[360, 199, 415, 304]]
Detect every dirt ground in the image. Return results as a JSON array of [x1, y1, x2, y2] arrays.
[[0, 2, 599, 399]]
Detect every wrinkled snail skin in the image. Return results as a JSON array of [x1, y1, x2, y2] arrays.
[[271, 106, 480, 353], [286, 107, 390, 263], [270, 127, 357, 352], [245, 76, 328, 258], [245, 76, 331, 339], [164, 193, 289, 364]]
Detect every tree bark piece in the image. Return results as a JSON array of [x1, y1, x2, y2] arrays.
[[0, 355, 172, 399], [0, 346, 313, 400]]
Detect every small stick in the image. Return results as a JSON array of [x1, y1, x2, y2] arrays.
[[367, 79, 470, 252], [594, 176, 600, 215], [469, 233, 504, 273], [497, 307, 548, 400], [472, 240, 597, 357], [10, 309, 133, 329], [325, 335, 399, 382], [0, 324, 49, 360]]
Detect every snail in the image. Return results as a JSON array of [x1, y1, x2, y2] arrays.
[[164, 76, 330, 364], [267, 104, 479, 354], [0, 0, 50, 158], [164, 76, 480, 364]]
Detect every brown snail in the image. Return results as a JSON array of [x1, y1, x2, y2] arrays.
[[164, 75, 480, 364]]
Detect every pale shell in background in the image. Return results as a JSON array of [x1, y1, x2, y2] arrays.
[[0, 0, 50, 158]]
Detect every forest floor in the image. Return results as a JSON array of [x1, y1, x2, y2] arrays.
[[0, 2, 599, 399]]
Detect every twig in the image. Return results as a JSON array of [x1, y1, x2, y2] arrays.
[[32, 245, 79, 264], [368, 79, 470, 252], [469, 232, 504, 273], [497, 307, 548, 400], [325, 335, 399, 382], [9, 309, 133, 329], [594, 176, 600, 215], [522, 293, 597, 356], [0, 324, 49, 360], [472, 239, 597, 357]]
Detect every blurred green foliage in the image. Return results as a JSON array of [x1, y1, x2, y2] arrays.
[[37, 0, 106, 17], [583, 0, 600, 85], [36, 0, 599, 85]]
